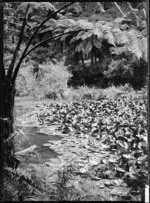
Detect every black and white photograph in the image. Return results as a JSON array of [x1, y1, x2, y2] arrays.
[[0, 1, 149, 201]]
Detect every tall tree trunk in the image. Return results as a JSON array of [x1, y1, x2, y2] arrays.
[[1, 78, 19, 168]]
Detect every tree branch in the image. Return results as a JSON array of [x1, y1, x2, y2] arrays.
[[7, 4, 30, 79], [19, 2, 74, 60], [12, 2, 74, 84], [113, 2, 126, 18], [23, 30, 84, 58]]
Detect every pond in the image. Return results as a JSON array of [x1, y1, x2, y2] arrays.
[[16, 126, 62, 165]]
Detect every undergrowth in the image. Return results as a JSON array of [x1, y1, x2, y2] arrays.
[[16, 61, 71, 99]]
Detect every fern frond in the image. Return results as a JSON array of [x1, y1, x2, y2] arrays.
[[112, 28, 129, 45], [92, 27, 103, 39], [17, 2, 40, 15], [57, 19, 76, 28], [140, 37, 147, 61], [103, 29, 116, 46], [40, 2, 56, 12], [81, 31, 93, 40], [76, 19, 93, 29], [75, 42, 84, 53], [60, 33, 72, 41], [126, 29, 142, 59], [93, 38, 102, 49], [75, 30, 86, 40], [4, 167, 44, 200], [84, 39, 93, 55]]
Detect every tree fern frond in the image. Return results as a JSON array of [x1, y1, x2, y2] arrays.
[[84, 39, 93, 55], [110, 46, 128, 55], [75, 42, 84, 53], [74, 39, 88, 53], [57, 19, 75, 28], [75, 30, 86, 40], [103, 30, 116, 46], [17, 2, 40, 15], [40, 2, 56, 12], [60, 33, 72, 41], [81, 31, 93, 40], [69, 36, 77, 44], [112, 28, 129, 45], [92, 27, 103, 39], [113, 17, 132, 26], [126, 29, 142, 59], [93, 38, 102, 49], [140, 37, 147, 61], [44, 19, 58, 27], [76, 19, 93, 29]]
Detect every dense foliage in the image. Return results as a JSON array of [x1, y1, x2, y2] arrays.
[[16, 91, 148, 201], [2, 2, 148, 201], [4, 2, 148, 89], [55, 2, 147, 88]]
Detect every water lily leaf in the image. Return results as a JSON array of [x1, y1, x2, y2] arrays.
[[108, 158, 117, 163], [104, 180, 113, 186], [89, 159, 99, 166], [116, 167, 126, 173], [79, 167, 88, 173], [102, 159, 108, 164], [137, 155, 147, 161], [113, 179, 123, 186], [98, 182, 105, 188]]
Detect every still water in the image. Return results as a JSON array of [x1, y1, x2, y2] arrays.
[[16, 126, 62, 165]]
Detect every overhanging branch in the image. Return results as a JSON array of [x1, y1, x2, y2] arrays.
[[12, 2, 74, 84], [23, 30, 85, 58], [18, 2, 74, 61]]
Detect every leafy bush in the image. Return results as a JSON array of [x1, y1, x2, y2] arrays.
[[16, 61, 72, 99], [104, 52, 148, 89]]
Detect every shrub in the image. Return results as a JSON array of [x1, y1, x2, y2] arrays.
[[63, 86, 105, 101], [16, 61, 72, 99]]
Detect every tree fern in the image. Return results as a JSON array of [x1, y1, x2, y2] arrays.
[[51, 3, 147, 63]]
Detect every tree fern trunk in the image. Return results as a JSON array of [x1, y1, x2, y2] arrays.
[[81, 52, 85, 68], [1, 78, 18, 168], [91, 52, 93, 66]]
